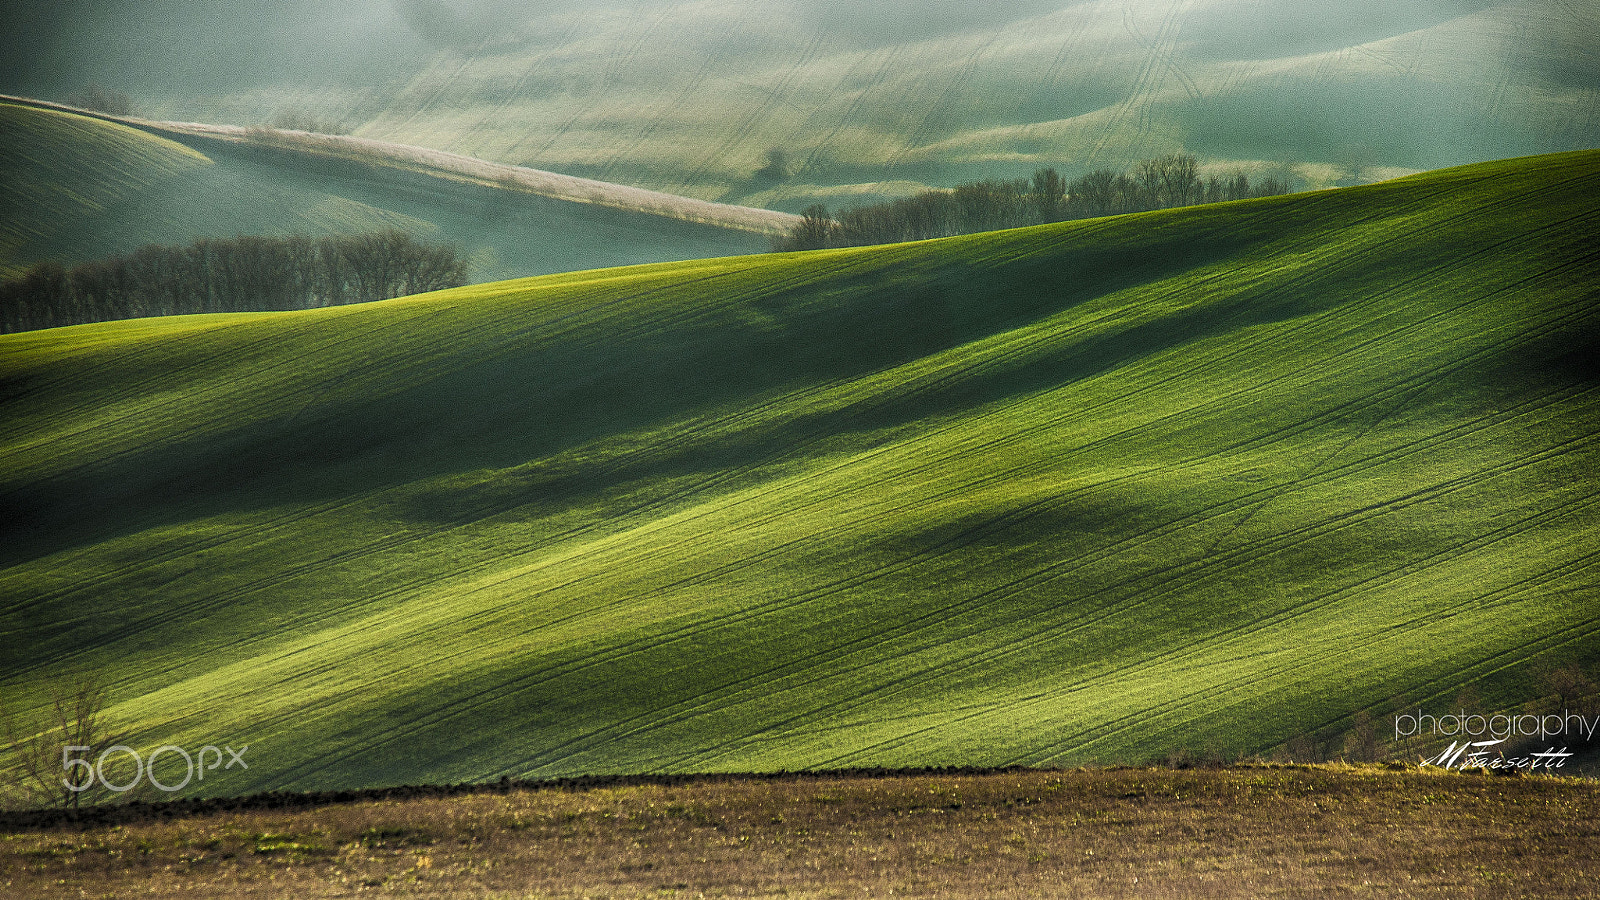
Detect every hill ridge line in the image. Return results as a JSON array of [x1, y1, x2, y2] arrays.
[[0, 94, 800, 236]]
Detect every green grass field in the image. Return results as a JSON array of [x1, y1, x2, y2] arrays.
[[0, 101, 771, 282], [1, 149, 1596, 797]]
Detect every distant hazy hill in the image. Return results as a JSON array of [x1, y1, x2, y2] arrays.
[[2, 149, 1594, 794], [9, 0, 1589, 212], [0, 99, 788, 281], [357, 0, 1598, 208]]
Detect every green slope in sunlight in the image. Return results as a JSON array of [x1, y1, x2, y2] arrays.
[[2, 149, 1596, 795]]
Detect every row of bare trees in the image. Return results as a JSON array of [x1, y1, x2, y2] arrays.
[[1, 231, 468, 334], [775, 154, 1292, 251], [265, 109, 350, 135]]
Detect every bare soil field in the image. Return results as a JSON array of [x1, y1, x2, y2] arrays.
[[2, 765, 1596, 898]]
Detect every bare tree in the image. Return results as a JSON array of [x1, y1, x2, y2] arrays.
[[66, 83, 136, 117], [1547, 663, 1597, 713], [1157, 154, 1201, 207], [268, 109, 350, 135], [1032, 167, 1065, 222], [1343, 710, 1378, 762], [755, 148, 791, 183], [783, 204, 836, 251], [2, 674, 129, 812], [1069, 169, 1119, 218]]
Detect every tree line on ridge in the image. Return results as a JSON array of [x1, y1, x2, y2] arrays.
[[775, 154, 1292, 251], [1, 231, 468, 334]]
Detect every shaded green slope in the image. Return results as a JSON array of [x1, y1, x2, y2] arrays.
[[2, 150, 1597, 794], [0, 101, 770, 282], [0, 104, 211, 276]]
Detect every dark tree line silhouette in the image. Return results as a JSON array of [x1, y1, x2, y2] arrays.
[[265, 109, 351, 136], [65, 83, 137, 117], [775, 154, 1292, 251], [1, 231, 468, 334]]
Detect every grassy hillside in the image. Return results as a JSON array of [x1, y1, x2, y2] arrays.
[[0, 103, 212, 277], [1, 150, 1597, 796], [0, 100, 773, 282]]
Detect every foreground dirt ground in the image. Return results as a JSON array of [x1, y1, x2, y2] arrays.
[[2, 765, 1597, 898]]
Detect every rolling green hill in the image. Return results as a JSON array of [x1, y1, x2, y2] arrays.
[[0, 103, 212, 277], [1, 149, 1597, 796], [0, 100, 778, 282]]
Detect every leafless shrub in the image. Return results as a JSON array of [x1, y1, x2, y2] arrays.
[[65, 83, 136, 117], [1343, 710, 1378, 762], [1548, 663, 1598, 714], [267, 109, 351, 136], [2, 674, 130, 812], [1286, 730, 1328, 763]]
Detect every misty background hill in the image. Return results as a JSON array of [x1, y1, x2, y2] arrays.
[[0, 99, 781, 284], [3, 0, 1595, 213]]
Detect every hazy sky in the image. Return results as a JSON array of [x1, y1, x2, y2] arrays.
[[0, 1, 1079, 89], [0, 0, 1539, 106], [0, 0, 430, 98], [0, 1, 1107, 116]]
